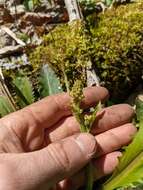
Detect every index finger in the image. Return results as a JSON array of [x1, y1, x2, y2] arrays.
[[0, 86, 108, 129]]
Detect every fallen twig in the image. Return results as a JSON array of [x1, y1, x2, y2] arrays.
[[0, 45, 24, 58], [1, 26, 26, 46]]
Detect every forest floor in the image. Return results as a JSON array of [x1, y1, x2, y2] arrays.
[[0, 0, 68, 69]]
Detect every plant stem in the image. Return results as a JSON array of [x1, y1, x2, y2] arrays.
[[86, 162, 94, 190], [71, 102, 102, 190], [62, 66, 70, 93], [79, 120, 94, 190]]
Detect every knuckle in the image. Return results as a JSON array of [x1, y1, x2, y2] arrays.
[[48, 142, 71, 173], [122, 104, 134, 114], [24, 107, 40, 126], [52, 94, 71, 115], [106, 130, 120, 148]]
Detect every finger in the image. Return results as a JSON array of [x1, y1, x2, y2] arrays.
[[3, 133, 96, 190], [46, 122, 135, 166], [55, 124, 136, 189], [64, 152, 121, 190], [46, 123, 135, 188], [93, 151, 122, 179], [30, 133, 96, 189], [95, 123, 136, 157], [46, 104, 134, 143], [92, 104, 135, 134], [0, 87, 108, 129]]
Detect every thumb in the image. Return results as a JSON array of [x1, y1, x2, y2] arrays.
[[27, 133, 96, 189]]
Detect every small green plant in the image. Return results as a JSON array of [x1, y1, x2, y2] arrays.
[[70, 79, 101, 190], [79, 0, 132, 14], [23, 0, 42, 10], [17, 33, 29, 43], [0, 63, 63, 116]]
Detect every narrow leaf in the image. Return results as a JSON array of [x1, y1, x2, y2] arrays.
[[136, 95, 143, 122], [105, 0, 113, 6], [12, 73, 34, 108], [23, 0, 32, 10], [102, 96, 143, 190], [39, 64, 63, 98], [0, 96, 15, 117]]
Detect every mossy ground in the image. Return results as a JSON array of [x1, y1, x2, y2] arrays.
[[30, 0, 143, 102]]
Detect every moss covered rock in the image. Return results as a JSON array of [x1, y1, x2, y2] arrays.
[[90, 0, 143, 101]]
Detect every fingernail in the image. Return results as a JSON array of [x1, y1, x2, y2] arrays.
[[75, 133, 96, 158]]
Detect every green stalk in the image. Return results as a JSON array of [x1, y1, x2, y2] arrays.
[[74, 102, 101, 190], [86, 162, 94, 190], [85, 103, 101, 190], [78, 122, 94, 190], [61, 65, 70, 94], [72, 100, 94, 190]]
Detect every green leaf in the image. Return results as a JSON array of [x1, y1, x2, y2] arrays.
[[39, 64, 63, 97], [0, 96, 15, 117], [105, 0, 113, 6], [136, 96, 143, 122], [12, 73, 34, 108], [23, 0, 41, 10], [102, 96, 143, 190], [23, 0, 33, 10]]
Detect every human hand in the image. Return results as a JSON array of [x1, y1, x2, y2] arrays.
[[0, 87, 136, 190]]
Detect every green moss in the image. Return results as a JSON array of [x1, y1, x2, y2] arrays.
[[30, 21, 90, 91], [90, 0, 143, 101]]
